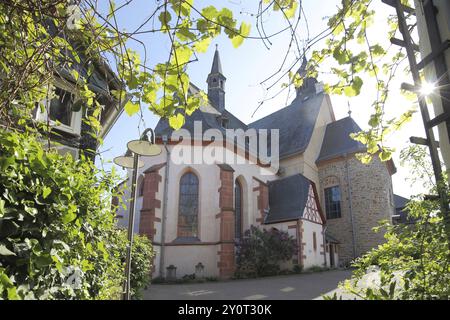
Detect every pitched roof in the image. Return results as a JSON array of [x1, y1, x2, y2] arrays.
[[210, 47, 223, 74], [316, 116, 366, 163], [154, 84, 247, 138], [394, 194, 409, 209], [265, 174, 312, 224], [249, 93, 325, 158]]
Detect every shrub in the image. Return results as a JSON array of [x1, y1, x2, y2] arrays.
[[235, 226, 297, 278], [329, 198, 450, 300], [0, 130, 127, 299], [112, 230, 154, 299]]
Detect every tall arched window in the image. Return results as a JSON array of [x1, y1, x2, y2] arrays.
[[178, 172, 199, 237], [234, 179, 243, 241]]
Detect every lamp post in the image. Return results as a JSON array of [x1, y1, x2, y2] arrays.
[[113, 128, 161, 300]]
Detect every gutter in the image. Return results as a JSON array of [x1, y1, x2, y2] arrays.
[[159, 135, 170, 278]]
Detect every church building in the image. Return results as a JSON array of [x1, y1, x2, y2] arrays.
[[115, 47, 397, 279]]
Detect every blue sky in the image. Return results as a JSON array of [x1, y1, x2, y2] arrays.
[[96, 0, 428, 198]]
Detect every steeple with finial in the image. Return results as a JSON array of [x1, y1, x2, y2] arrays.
[[207, 44, 226, 112], [295, 55, 318, 98]]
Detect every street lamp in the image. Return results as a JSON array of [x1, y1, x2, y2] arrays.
[[113, 128, 161, 300]]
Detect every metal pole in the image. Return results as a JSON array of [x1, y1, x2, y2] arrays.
[[123, 152, 139, 300], [159, 137, 170, 279]]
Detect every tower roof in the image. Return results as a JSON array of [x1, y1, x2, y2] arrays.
[[210, 45, 223, 75], [316, 116, 366, 163]]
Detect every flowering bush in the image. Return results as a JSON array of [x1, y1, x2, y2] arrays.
[[235, 226, 297, 278]]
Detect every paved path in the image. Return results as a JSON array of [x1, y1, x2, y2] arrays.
[[144, 269, 352, 300]]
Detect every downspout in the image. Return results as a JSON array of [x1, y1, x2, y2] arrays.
[[322, 225, 328, 267], [345, 153, 357, 260], [159, 135, 170, 279]]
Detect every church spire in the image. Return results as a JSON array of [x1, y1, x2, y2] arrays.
[[207, 45, 226, 112], [210, 44, 223, 74]]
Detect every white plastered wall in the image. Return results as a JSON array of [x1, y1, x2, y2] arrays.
[[302, 220, 326, 269], [117, 142, 278, 278], [415, 0, 450, 180], [279, 95, 335, 189]]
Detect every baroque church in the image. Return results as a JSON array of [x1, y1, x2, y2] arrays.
[[115, 47, 397, 279]]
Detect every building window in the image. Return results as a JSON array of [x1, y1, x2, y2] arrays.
[[324, 186, 342, 219], [313, 232, 317, 251], [35, 85, 82, 135], [235, 179, 243, 241], [49, 87, 74, 126], [221, 118, 228, 129], [178, 172, 199, 237]]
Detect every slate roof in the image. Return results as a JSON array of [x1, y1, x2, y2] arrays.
[[265, 174, 312, 224], [155, 88, 325, 160], [394, 194, 409, 209], [392, 194, 414, 224], [316, 116, 366, 163], [248, 93, 325, 158], [210, 48, 223, 75], [154, 84, 247, 139]]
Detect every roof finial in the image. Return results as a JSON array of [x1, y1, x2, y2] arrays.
[[215, 43, 218, 50], [347, 101, 352, 117]]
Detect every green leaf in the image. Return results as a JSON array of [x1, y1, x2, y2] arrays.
[[174, 46, 192, 65], [71, 69, 80, 82], [97, 242, 108, 261], [0, 199, 5, 217], [0, 244, 16, 256], [194, 37, 212, 54], [158, 11, 171, 27], [42, 186, 52, 199], [352, 76, 363, 95], [344, 76, 363, 97], [168, 113, 185, 130], [284, 1, 298, 19], [7, 287, 19, 300], [231, 22, 251, 48], [124, 101, 140, 116], [202, 6, 218, 20], [333, 47, 347, 64], [389, 281, 396, 298], [379, 150, 392, 161], [370, 44, 385, 57], [34, 254, 53, 267], [62, 210, 77, 224], [171, 0, 192, 16]]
